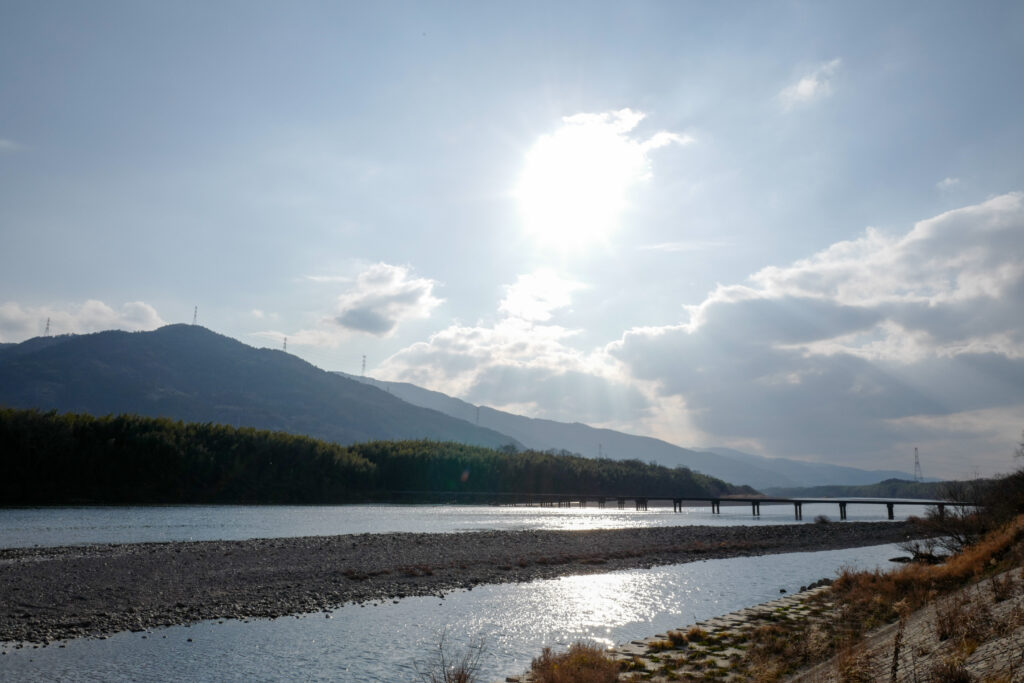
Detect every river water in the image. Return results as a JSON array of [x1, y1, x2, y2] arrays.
[[0, 501, 929, 548], [0, 504, 924, 681]]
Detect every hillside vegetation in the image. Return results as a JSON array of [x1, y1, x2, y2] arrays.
[[0, 325, 518, 449], [0, 409, 751, 505]]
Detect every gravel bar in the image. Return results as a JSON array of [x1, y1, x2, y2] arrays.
[[0, 522, 918, 645]]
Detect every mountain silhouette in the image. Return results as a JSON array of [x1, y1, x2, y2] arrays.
[[0, 325, 520, 449]]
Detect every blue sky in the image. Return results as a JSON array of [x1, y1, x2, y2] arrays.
[[2, 1, 1023, 477]]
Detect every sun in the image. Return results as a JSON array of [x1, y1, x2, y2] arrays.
[[515, 109, 685, 251]]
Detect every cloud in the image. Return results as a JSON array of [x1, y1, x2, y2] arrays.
[[331, 263, 442, 336], [610, 193, 1024, 475], [376, 272, 650, 426], [498, 270, 584, 322], [0, 300, 165, 342], [636, 240, 733, 253], [778, 59, 842, 109], [937, 177, 960, 190], [260, 263, 443, 349], [515, 109, 692, 248], [0, 138, 22, 153]]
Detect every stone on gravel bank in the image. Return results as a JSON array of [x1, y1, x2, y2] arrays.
[[0, 522, 919, 645]]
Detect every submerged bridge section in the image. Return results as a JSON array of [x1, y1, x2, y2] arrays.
[[390, 490, 968, 520]]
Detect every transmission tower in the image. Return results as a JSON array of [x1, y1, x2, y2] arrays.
[[913, 447, 923, 482], [476, 406, 480, 425], [361, 355, 366, 376], [44, 317, 50, 337], [283, 337, 287, 352], [192, 306, 198, 326]]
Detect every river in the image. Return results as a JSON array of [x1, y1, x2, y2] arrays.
[[0, 504, 925, 681]]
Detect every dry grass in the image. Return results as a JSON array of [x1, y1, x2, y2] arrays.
[[530, 642, 620, 683], [735, 515, 1024, 681]]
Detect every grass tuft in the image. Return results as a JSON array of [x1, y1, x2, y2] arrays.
[[530, 642, 620, 683]]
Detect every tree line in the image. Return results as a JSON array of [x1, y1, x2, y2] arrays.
[[0, 409, 748, 505]]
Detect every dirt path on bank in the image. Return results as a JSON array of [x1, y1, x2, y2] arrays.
[[0, 522, 918, 645]]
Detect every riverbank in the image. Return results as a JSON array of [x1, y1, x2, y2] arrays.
[[507, 514, 1024, 682], [0, 522, 917, 645]]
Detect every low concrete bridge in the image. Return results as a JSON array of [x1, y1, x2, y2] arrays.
[[390, 490, 968, 520]]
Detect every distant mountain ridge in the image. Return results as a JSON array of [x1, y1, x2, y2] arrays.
[[701, 447, 933, 487], [0, 325, 519, 449], [338, 373, 921, 489]]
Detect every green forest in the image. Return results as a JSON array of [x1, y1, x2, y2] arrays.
[[0, 408, 750, 505]]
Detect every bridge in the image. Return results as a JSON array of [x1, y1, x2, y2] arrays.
[[389, 491, 968, 520]]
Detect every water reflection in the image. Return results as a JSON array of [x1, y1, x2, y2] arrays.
[[1, 543, 904, 681], [0, 502, 929, 548]]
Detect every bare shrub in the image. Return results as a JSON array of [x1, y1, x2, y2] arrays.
[[530, 642, 620, 683], [989, 571, 1016, 602], [415, 629, 486, 683], [929, 656, 974, 682], [834, 643, 873, 682]]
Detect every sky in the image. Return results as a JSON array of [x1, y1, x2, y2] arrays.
[[2, 1, 1023, 478]]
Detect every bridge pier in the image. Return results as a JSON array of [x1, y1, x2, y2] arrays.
[[711, 500, 720, 514], [751, 501, 761, 516], [839, 502, 847, 520], [673, 498, 682, 512], [794, 502, 802, 520], [886, 503, 894, 520], [937, 504, 945, 519], [617, 497, 625, 510], [635, 497, 648, 511]]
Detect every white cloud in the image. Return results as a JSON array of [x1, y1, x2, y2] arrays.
[[778, 58, 842, 109], [261, 263, 443, 349], [0, 300, 165, 342], [0, 138, 22, 153], [498, 270, 584, 322], [611, 193, 1024, 476], [937, 177, 960, 190], [515, 109, 692, 249], [636, 240, 733, 253], [376, 272, 649, 425], [331, 262, 442, 336]]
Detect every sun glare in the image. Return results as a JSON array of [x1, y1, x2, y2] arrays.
[[515, 109, 686, 251]]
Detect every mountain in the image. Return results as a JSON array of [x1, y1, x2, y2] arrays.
[[340, 373, 928, 490], [703, 447, 926, 488], [0, 325, 520, 449], [339, 373, 794, 488]]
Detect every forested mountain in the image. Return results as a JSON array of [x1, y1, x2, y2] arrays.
[[0, 409, 752, 504], [0, 325, 519, 449], [339, 373, 920, 489]]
